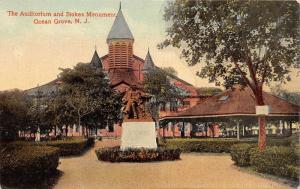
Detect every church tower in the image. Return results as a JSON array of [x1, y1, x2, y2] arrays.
[[107, 4, 134, 70]]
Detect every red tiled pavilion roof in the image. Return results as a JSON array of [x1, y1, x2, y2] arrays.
[[162, 86, 300, 119]]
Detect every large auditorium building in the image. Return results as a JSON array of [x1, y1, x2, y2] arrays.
[[26, 5, 219, 138]]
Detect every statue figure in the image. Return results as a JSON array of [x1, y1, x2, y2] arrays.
[[122, 85, 151, 120]]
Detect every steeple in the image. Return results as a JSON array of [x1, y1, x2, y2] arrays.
[[107, 4, 134, 42], [107, 4, 134, 70], [90, 49, 102, 68], [143, 48, 155, 70]]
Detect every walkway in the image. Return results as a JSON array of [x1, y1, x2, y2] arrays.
[[54, 140, 294, 189]]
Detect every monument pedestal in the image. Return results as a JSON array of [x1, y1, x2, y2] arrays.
[[120, 121, 157, 150]]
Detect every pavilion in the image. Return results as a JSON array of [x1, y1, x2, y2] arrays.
[[160, 85, 300, 139]]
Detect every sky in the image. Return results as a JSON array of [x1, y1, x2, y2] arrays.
[[0, 0, 299, 92]]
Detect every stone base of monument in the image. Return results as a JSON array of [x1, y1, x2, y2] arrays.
[[120, 122, 157, 150]]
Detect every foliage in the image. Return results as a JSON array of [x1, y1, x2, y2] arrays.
[[0, 145, 59, 185], [160, 0, 299, 90], [196, 87, 223, 96], [159, 0, 299, 150], [0, 90, 29, 140], [161, 66, 178, 76], [95, 147, 181, 162], [164, 138, 291, 153], [46, 138, 93, 156], [47, 63, 122, 136], [143, 68, 186, 122], [230, 143, 255, 167], [270, 84, 300, 106], [165, 138, 244, 153], [250, 146, 298, 179]]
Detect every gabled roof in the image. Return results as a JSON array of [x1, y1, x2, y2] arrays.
[[162, 85, 300, 119], [108, 69, 139, 87], [24, 79, 60, 97], [143, 49, 155, 70], [107, 4, 134, 42], [90, 50, 102, 68]]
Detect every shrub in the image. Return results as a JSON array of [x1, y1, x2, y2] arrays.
[[46, 139, 89, 156], [250, 146, 298, 179], [87, 137, 95, 147], [230, 143, 255, 167], [165, 139, 243, 153], [95, 147, 181, 162], [0, 145, 59, 185], [1, 138, 95, 157], [164, 138, 291, 153]]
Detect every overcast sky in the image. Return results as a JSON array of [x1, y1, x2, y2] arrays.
[[0, 0, 299, 92]]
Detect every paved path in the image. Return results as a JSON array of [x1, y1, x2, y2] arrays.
[[54, 140, 295, 189]]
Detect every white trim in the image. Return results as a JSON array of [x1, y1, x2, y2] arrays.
[[160, 113, 300, 120]]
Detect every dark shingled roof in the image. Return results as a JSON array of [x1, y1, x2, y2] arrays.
[[143, 49, 155, 70], [162, 85, 300, 119], [107, 5, 134, 41], [108, 69, 139, 87], [90, 50, 102, 68], [24, 79, 61, 97]]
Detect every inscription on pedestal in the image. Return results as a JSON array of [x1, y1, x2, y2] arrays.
[[120, 122, 157, 150]]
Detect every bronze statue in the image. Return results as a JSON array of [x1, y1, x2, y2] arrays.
[[122, 85, 151, 121]]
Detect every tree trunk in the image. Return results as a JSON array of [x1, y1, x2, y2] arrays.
[[54, 126, 56, 136], [289, 121, 293, 136], [258, 116, 266, 150], [181, 122, 185, 138], [65, 126, 68, 137], [254, 86, 266, 151], [172, 124, 175, 138]]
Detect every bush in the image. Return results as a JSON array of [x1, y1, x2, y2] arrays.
[[230, 143, 255, 167], [0, 145, 59, 185], [250, 146, 298, 179], [46, 139, 90, 156], [1, 138, 95, 157], [95, 147, 181, 162], [164, 138, 291, 153], [87, 137, 95, 147], [165, 139, 244, 153]]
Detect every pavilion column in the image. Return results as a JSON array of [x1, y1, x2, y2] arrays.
[[289, 121, 293, 136], [242, 125, 245, 136], [237, 122, 240, 140]]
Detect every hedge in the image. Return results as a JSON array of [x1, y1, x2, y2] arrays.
[[1, 138, 95, 156], [249, 146, 299, 179], [164, 138, 291, 153], [46, 138, 94, 156], [0, 145, 59, 185], [230, 143, 255, 167], [95, 147, 181, 162]]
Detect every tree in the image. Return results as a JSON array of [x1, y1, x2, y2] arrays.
[[162, 67, 178, 76], [196, 87, 222, 96], [143, 68, 186, 140], [270, 84, 300, 106], [56, 63, 122, 137], [0, 90, 29, 140], [159, 0, 299, 150]]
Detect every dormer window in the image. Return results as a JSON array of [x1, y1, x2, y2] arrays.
[[218, 95, 229, 101]]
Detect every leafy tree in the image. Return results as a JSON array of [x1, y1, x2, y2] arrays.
[[43, 92, 74, 137], [143, 68, 186, 139], [196, 87, 222, 96], [56, 63, 122, 137], [159, 0, 299, 150], [162, 66, 178, 76], [270, 84, 300, 106], [0, 90, 28, 140]]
